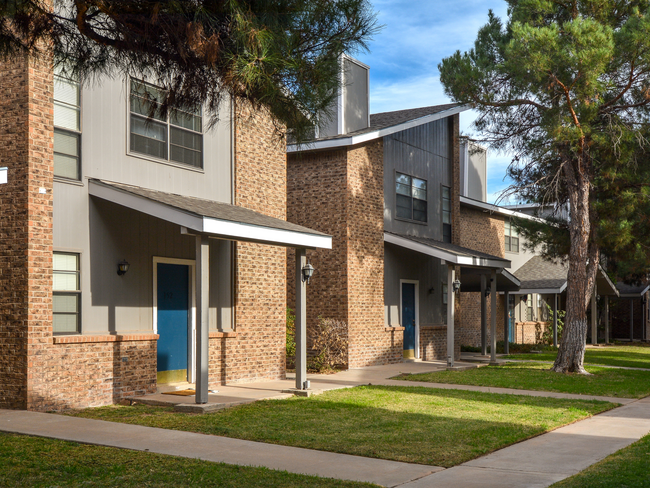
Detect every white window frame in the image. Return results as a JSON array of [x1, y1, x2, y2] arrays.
[[395, 171, 428, 224], [505, 219, 520, 253], [127, 78, 205, 172], [53, 251, 81, 334], [53, 67, 82, 182], [153, 257, 197, 383]]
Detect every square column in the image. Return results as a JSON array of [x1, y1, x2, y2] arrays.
[[630, 299, 634, 341], [447, 265, 456, 368], [195, 235, 210, 404], [490, 270, 497, 364], [480, 274, 487, 356], [503, 291, 510, 355], [553, 294, 558, 347], [591, 286, 598, 345], [604, 295, 609, 344], [295, 249, 307, 390]]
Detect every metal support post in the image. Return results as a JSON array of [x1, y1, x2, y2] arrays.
[[195, 235, 210, 405], [480, 274, 487, 356], [490, 270, 497, 363], [553, 293, 558, 348], [447, 265, 456, 368], [295, 249, 307, 390]]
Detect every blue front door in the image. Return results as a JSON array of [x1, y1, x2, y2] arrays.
[[402, 283, 416, 358], [508, 294, 515, 343], [157, 263, 190, 383]]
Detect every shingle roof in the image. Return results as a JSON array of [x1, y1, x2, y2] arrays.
[[313, 103, 461, 142], [514, 256, 568, 290], [616, 282, 650, 296], [92, 179, 328, 236], [385, 231, 509, 264]]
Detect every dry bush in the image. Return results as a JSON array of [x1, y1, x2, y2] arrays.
[[309, 317, 348, 372]]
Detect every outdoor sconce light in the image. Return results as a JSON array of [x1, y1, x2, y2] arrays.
[[453, 279, 461, 293], [117, 260, 130, 276], [301, 261, 315, 284], [428, 287, 435, 295], [520, 295, 527, 302]]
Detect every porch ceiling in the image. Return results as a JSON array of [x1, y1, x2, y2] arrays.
[[458, 267, 521, 292], [384, 231, 512, 269], [88, 179, 332, 249]]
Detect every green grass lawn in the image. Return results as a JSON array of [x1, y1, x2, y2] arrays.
[[395, 362, 650, 398], [551, 433, 650, 487], [506, 345, 650, 369], [0, 433, 375, 488], [67, 385, 613, 467]]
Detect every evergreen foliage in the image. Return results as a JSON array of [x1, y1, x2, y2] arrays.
[[1, 0, 379, 141]]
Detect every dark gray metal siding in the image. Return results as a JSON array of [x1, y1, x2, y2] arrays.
[[383, 117, 452, 240]]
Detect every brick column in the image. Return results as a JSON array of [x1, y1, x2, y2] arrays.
[[0, 51, 54, 410]]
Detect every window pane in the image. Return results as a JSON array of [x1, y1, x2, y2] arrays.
[[130, 115, 166, 141], [54, 271, 78, 291], [131, 79, 165, 104], [511, 226, 519, 237], [413, 188, 427, 201], [54, 130, 79, 157], [505, 235, 511, 252], [396, 194, 412, 219], [54, 294, 78, 313], [54, 103, 80, 131], [54, 253, 78, 271], [54, 154, 79, 180], [130, 115, 168, 160], [171, 109, 202, 132], [512, 237, 519, 253], [53, 313, 79, 333], [54, 77, 79, 106], [412, 178, 426, 191], [396, 173, 411, 185], [505, 220, 511, 234], [442, 186, 450, 198], [171, 145, 202, 168], [442, 199, 451, 212], [413, 210, 427, 222], [442, 212, 451, 224], [396, 182, 411, 196], [170, 127, 202, 151], [443, 224, 452, 243]]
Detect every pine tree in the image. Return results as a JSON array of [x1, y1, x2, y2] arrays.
[[439, 1, 650, 373], [1, 0, 379, 141]]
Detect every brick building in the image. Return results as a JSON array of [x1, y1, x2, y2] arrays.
[[0, 49, 330, 411], [287, 56, 519, 366]]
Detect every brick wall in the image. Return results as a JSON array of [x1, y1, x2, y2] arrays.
[[230, 102, 287, 384], [286, 149, 349, 359], [458, 207, 507, 348], [347, 140, 401, 368], [0, 47, 54, 410], [513, 321, 546, 344], [420, 326, 460, 361]]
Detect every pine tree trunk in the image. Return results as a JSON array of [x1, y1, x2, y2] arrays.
[[552, 159, 594, 374]]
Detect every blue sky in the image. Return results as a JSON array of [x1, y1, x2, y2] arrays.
[[354, 0, 513, 204]]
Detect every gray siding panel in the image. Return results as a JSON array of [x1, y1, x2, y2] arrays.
[[384, 243, 446, 326], [383, 117, 452, 240]]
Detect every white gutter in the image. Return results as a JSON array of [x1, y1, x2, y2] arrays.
[[460, 196, 543, 222]]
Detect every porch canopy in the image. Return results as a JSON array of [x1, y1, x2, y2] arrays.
[[89, 179, 332, 403], [614, 282, 650, 342], [384, 232, 519, 365], [513, 256, 619, 346]]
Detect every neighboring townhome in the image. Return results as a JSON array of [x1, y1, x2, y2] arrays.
[[0, 51, 331, 411], [287, 56, 518, 368]]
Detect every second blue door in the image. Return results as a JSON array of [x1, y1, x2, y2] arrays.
[[157, 263, 190, 383], [402, 283, 416, 358]]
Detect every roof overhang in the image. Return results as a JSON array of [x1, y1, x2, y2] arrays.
[[384, 232, 510, 269], [288, 104, 470, 153], [89, 180, 332, 250], [460, 196, 543, 222], [512, 266, 618, 297], [459, 267, 521, 292]]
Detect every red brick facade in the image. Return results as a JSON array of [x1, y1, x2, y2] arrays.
[[287, 141, 403, 368], [223, 103, 288, 385], [458, 207, 508, 348]]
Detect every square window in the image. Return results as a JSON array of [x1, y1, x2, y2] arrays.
[[395, 172, 427, 222]]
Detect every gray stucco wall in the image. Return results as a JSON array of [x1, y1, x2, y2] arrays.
[[383, 118, 452, 240], [384, 243, 446, 326], [53, 76, 234, 334]]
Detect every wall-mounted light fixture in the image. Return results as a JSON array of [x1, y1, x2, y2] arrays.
[[301, 261, 315, 284], [520, 295, 527, 302], [117, 260, 130, 276], [428, 287, 435, 295], [453, 279, 461, 293]]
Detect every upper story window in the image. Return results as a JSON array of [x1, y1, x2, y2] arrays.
[[442, 186, 451, 243], [129, 79, 203, 169], [53, 252, 81, 334], [396, 172, 427, 223], [54, 66, 81, 180], [505, 219, 519, 252]]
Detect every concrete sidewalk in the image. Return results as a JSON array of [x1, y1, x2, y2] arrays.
[[2, 397, 650, 487]]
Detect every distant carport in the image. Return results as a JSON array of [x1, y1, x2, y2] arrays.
[[384, 232, 519, 365], [89, 179, 332, 404]]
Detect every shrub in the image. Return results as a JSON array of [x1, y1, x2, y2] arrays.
[[542, 303, 565, 345], [308, 317, 348, 372]]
